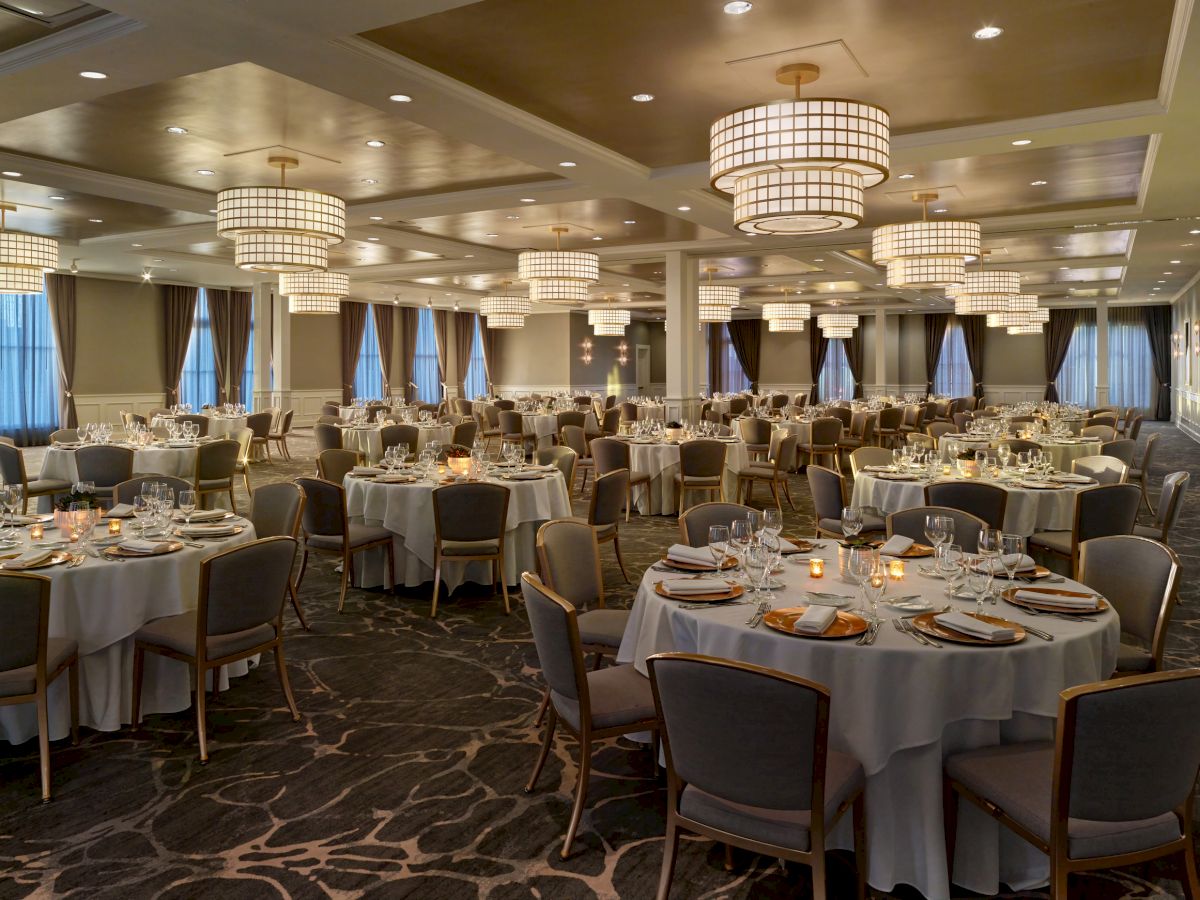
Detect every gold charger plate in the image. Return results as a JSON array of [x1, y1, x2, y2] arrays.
[[175, 525, 245, 539], [0, 550, 71, 570], [971, 563, 1054, 580], [780, 536, 814, 554], [1001, 586, 1109, 615], [868, 540, 935, 558], [1017, 480, 1064, 490], [104, 541, 185, 558], [660, 554, 738, 572], [911, 611, 1026, 645], [654, 581, 744, 603], [762, 606, 868, 639]]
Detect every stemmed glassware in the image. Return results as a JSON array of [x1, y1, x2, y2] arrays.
[[863, 557, 887, 620], [132, 495, 152, 537], [762, 507, 782, 542], [1000, 533, 1025, 594], [730, 518, 752, 585], [978, 527, 1002, 601], [965, 556, 993, 616], [708, 525, 730, 571], [742, 543, 769, 611], [841, 506, 863, 541], [1, 484, 22, 538], [179, 490, 196, 528], [847, 545, 876, 610], [924, 513, 948, 551]]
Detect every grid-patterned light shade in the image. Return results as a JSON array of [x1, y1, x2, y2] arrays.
[[288, 297, 340, 315], [279, 271, 349, 298], [217, 186, 345, 243], [731, 168, 864, 234], [1027, 306, 1050, 323], [987, 310, 1036, 328], [817, 312, 858, 330], [699, 303, 732, 323], [486, 312, 526, 329], [1007, 323, 1043, 335], [885, 256, 966, 289], [822, 326, 855, 338], [768, 317, 805, 332], [1005, 294, 1039, 312], [872, 220, 981, 262], [593, 322, 626, 336], [954, 294, 1011, 315], [761, 302, 812, 320], [699, 283, 740, 306], [529, 279, 590, 306], [0, 231, 58, 293], [587, 308, 631, 326], [480, 294, 532, 317], [946, 269, 1021, 298], [517, 250, 599, 282], [234, 232, 328, 272]]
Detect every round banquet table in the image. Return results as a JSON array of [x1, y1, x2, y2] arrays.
[[937, 434, 1102, 471], [520, 411, 601, 447], [36, 443, 205, 512], [343, 469, 572, 591], [201, 414, 248, 439], [622, 437, 748, 515], [850, 472, 1086, 537], [628, 403, 666, 421], [618, 545, 1119, 899], [0, 520, 258, 745], [338, 423, 453, 463]]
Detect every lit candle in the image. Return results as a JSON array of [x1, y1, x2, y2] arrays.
[[888, 559, 905, 580], [108, 518, 122, 535], [809, 558, 825, 578], [29, 523, 43, 541]]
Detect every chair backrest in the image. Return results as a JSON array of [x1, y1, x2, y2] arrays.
[[858, 413, 876, 446], [951, 412, 972, 431], [49, 428, 78, 443], [1080, 424, 1116, 441], [0, 436, 13, 446], [1138, 431, 1160, 475], [195, 439, 240, 482], [602, 407, 621, 434], [792, 392, 808, 408], [321, 403, 340, 416], [498, 410, 523, 435], [999, 438, 1041, 454], [74, 445, 134, 488], [316, 448, 359, 485], [556, 410, 586, 431], [1085, 415, 1117, 429], [807, 416, 842, 445], [314, 422, 343, 453], [454, 398, 474, 417], [826, 406, 852, 429], [1128, 414, 1144, 441], [494, 399, 515, 411], [1079, 535, 1179, 660], [1099, 439, 1137, 467], [114, 474, 191, 506], [483, 404, 501, 428], [738, 416, 771, 445], [1072, 455, 1128, 484], [316, 415, 342, 426], [535, 445, 577, 487], [521, 573, 588, 706], [620, 401, 639, 421], [1154, 471, 1190, 536], [648, 653, 829, 814], [249, 481, 305, 539], [589, 437, 629, 475], [1056, 670, 1200, 828], [590, 469, 629, 528], [245, 411, 272, 439], [1007, 415, 1035, 424], [907, 433, 935, 450], [560, 424, 588, 458], [678, 501, 754, 546], [433, 482, 510, 543], [887, 505, 986, 552], [770, 393, 788, 409], [536, 518, 604, 611], [849, 447, 893, 477], [926, 421, 956, 443], [0, 442, 25, 487], [418, 403, 440, 417], [679, 439, 725, 479], [0, 571, 50, 675], [878, 407, 904, 430], [277, 409, 294, 435], [1073, 484, 1142, 547], [379, 423, 419, 453], [806, 465, 844, 523], [452, 420, 478, 447], [769, 434, 797, 473], [923, 481, 1008, 530], [295, 476, 346, 539], [728, 397, 749, 416], [199, 536, 297, 641], [438, 414, 464, 426], [123, 413, 147, 429]]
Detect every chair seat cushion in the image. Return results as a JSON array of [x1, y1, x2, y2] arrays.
[[945, 742, 1182, 860], [673, 475, 722, 486], [678, 750, 864, 852], [1029, 530, 1072, 554], [564, 516, 616, 539], [441, 539, 501, 556], [198, 477, 233, 490], [135, 611, 276, 661], [307, 522, 392, 551], [1115, 641, 1154, 673], [739, 464, 779, 478], [25, 478, 72, 494], [577, 608, 630, 649], [0, 638, 77, 698], [552, 663, 655, 731], [744, 443, 770, 453], [1132, 523, 1163, 539]]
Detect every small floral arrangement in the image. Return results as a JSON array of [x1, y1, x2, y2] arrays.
[[55, 489, 97, 511], [956, 449, 976, 461], [838, 536, 874, 549], [666, 420, 683, 429], [442, 445, 471, 459]]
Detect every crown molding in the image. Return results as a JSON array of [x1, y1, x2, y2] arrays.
[[0, 12, 144, 77]]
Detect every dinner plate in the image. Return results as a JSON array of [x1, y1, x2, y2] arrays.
[[887, 597, 935, 612], [1015, 480, 1063, 490], [175, 524, 245, 538], [762, 607, 868, 639], [0, 550, 71, 570], [779, 536, 814, 554], [869, 540, 935, 559], [660, 554, 738, 572], [104, 541, 185, 558], [654, 581, 744, 603], [1001, 587, 1109, 615], [970, 563, 1054, 580], [911, 611, 1026, 645]]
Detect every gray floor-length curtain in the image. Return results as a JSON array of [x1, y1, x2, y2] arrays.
[[162, 284, 198, 406], [373, 303, 396, 398], [206, 288, 233, 405], [1043, 308, 1079, 401], [454, 310, 475, 397], [1143, 305, 1172, 420], [707, 323, 724, 394], [433, 309, 449, 400], [44, 273, 78, 428], [227, 290, 252, 406], [725, 319, 761, 392], [399, 306, 419, 401], [479, 315, 497, 394], [340, 301, 368, 404], [809, 317, 829, 403], [924, 312, 950, 395], [843, 329, 865, 399], [961, 315, 987, 401]]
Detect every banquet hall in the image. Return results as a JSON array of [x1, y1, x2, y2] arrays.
[[2, 1, 1200, 898]]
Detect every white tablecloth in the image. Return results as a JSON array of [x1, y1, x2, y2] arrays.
[[38, 444, 201, 511], [618, 545, 1119, 899], [343, 471, 572, 590], [938, 435, 1102, 471], [624, 438, 749, 515], [203, 415, 247, 439], [0, 523, 258, 744], [851, 473, 1084, 536], [629, 404, 666, 421], [339, 424, 454, 463]]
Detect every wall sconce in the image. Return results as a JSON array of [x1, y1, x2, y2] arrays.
[[617, 340, 628, 366], [1173, 331, 1185, 358], [580, 337, 593, 365]]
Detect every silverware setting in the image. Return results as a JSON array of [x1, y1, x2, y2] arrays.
[[679, 600, 750, 610], [1017, 605, 1086, 623], [1021, 623, 1055, 641], [893, 617, 942, 648], [856, 620, 880, 645]]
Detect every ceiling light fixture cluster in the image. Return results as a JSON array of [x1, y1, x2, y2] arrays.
[[698, 266, 738, 323], [948, 250, 1020, 315], [519, 226, 598, 307], [0, 203, 58, 293], [279, 271, 349, 315], [761, 288, 811, 332], [589, 296, 631, 336], [873, 191, 980, 288], [480, 281, 531, 329]]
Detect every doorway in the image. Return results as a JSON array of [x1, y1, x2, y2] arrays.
[[635, 344, 651, 393]]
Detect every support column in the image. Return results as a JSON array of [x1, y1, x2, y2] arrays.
[[870, 309, 888, 397], [664, 251, 700, 421], [254, 278, 289, 415], [1095, 298, 1109, 408]]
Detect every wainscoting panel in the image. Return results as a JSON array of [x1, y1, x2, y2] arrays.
[[74, 393, 165, 425]]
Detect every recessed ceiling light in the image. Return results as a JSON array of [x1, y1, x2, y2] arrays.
[[208, 208, 217, 214], [973, 25, 1003, 40], [724, 1, 752, 13], [622, 282, 630, 286], [814, 258, 824, 262], [49, 195, 65, 200], [520, 198, 536, 203], [1011, 139, 1032, 146], [1157, 280, 1166, 283], [195, 169, 215, 176], [631, 93, 654, 102], [165, 126, 188, 135], [367, 237, 380, 242], [365, 140, 385, 148], [505, 215, 520, 220], [592, 235, 603, 241], [464, 254, 475, 258], [677, 205, 691, 211], [933, 208, 948, 213], [1164, 271, 1174, 274], [369, 215, 384, 221], [88, 218, 102, 223], [1053, 245, 1065, 249], [485, 232, 499, 237], [131, 243, 143, 247], [623, 219, 636, 224], [558, 161, 577, 167], [1030, 180, 1047, 186], [1170, 259, 1182, 264], [389, 94, 412, 102], [1059, 266, 1069, 270], [79, 71, 106, 79], [361, 178, 378, 184], [897, 173, 915, 179], [1191, 229, 1200, 235], [152, 258, 163, 262], [1, 171, 20, 177]]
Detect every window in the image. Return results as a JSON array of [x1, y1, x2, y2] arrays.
[[354, 304, 383, 398], [1056, 309, 1097, 408], [180, 289, 217, 409], [1108, 307, 1153, 414], [818, 338, 855, 401], [413, 306, 441, 403], [240, 305, 254, 406], [934, 319, 972, 397], [712, 325, 751, 392], [463, 314, 488, 398], [0, 292, 58, 444]]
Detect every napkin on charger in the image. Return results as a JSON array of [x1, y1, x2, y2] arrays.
[[878, 535, 914, 556], [794, 605, 838, 634], [177, 523, 239, 536], [934, 610, 1015, 641], [1014, 589, 1099, 609], [352, 466, 385, 476], [661, 578, 729, 595], [119, 538, 163, 554], [172, 508, 226, 523], [666, 543, 721, 566], [107, 503, 135, 519], [5, 548, 54, 569], [975, 554, 1036, 574]]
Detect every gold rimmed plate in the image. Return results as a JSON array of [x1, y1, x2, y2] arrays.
[[762, 607, 868, 639], [660, 554, 738, 572], [654, 581, 744, 603], [911, 611, 1026, 645], [0, 550, 71, 570], [175, 524, 245, 539], [780, 536, 814, 554], [972, 563, 1054, 580], [104, 541, 185, 558], [868, 540, 935, 559], [1001, 587, 1109, 615]]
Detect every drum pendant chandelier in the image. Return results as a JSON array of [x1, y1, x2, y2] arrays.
[[217, 155, 346, 273], [588, 296, 630, 336], [949, 250, 1022, 315], [710, 63, 890, 234], [984, 294, 1040, 328], [518, 226, 598, 306], [0, 203, 58, 294], [873, 192, 980, 289], [279, 271, 349, 315], [818, 307, 859, 339], [760, 288, 811, 332], [698, 266, 738, 324], [481, 281, 532, 329]]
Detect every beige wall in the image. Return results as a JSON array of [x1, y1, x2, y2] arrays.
[[289, 313, 342, 393], [982, 327, 1046, 386], [492, 312, 572, 386], [75, 277, 164, 396], [760, 326, 810, 386]]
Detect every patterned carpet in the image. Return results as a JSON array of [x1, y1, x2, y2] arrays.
[[0, 423, 1196, 899]]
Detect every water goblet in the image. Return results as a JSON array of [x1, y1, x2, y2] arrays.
[[841, 506, 863, 540], [179, 490, 196, 528], [708, 525, 730, 571], [965, 556, 993, 616], [730, 518, 752, 584], [1000, 533, 1025, 594]]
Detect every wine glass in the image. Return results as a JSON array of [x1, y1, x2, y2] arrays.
[[132, 495, 152, 537], [746, 510, 764, 543], [864, 559, 887, 619], [179, 490, 196, 527], [847, 545, 876, 608], [997, 443, 1012, 470], [730, 518, 752, 584], [965, 556, 993, 616], [938, 543, 964, 595], [1000, 533, 1025, 594], [924, 513, 947, 550], [708, 525, 730, 571], [742, 543, 768, 610], [841, 506, 863, 540], [763, 507, 782, 540]]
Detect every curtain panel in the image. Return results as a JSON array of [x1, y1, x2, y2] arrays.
[[1043, 308, 1079, 402], [373, 303, 396, 398], [809, 317, 829, 403], [44, 273, 78, 428], [923, 312, 950, 395], [453, 310, 475, 397], [725, 319, 761, 392], [843, 329, 865, 399], [707, 324, 724, 394], [1143, 305, 1172, 420], [479, 315, 497, 394], [206, 288, 233, 404], [227, 290, 252, 406], [339, 301, 368, 404], [399, 306, 419, 402], [161, 284, 198, 405], [960, 315, 987, 400], [433, 309, 449, 399]]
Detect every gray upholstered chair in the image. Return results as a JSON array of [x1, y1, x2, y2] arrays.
[[1129, 432, 1160, 515], [876, 406, 904, 449], [314, 422, 343, 454], [950, 411, 973, 433], [798, 417, 841, 470], [770, 392, 789, 410], [521, 573, 659, 859], [438, 413, 464, 426], [49, 428, 78, 443], [1134, 471, 1189, 545], [267, 409, 294, 461], [738, 417, 772, 460], [568, 469, 630, 582], [836, 413, 876, 462], [1028, 484, 1142, 577], [560, 425, 593, 494], [1085, 414, 1117, 429], [620, 401, 639, 422], [601, 406, 621, 437], [999, 438, 1041, 454], [1079, 424, 1116, 441], [131, 536, 301, 763], [121, 412, 147, 430], [925, 421, 957, 445], [193, 439, 241, 513], [250, 481, 308, 630], [943, 669, 1200, 899], [1117, 406, 1137, 436], [924, 481, 1008, 530], [0, 436, 14, 446], [906, 432, 936, 452], [494, 399, 515, 411], [316, 448, 359, 487], [113, 474, 191, 507], [556, 410, 586, 439], [649, 653, 866, 900], [535, 445, 577, 490], [74, 445, 134, 506], [1071, 455, 1128, 485], [590, 437, 651, 521], [826, 405, 853, 431], [245, 411, 273, 462], [379, 423, 419, 455], [452, 420, 477, 447], [498, 410, 530, 456], [1128, 414, 1144, 441], [453, 398, 474, 417], [175, 414, 209, 437], [1078, 535, 1179, 674], [295, 477, 394, 613], [477, 405, 502, 450], [321, 403, 340, 417], [674, 439, 726, 512], [808, 465, 848, 539], [430, 482, 511, 617], [849, 447, 892, 478], [678, 501, 755, 547], [736, 433, 797, 511], [1099, 439, 1136, 467], [887, 505, 986, 553], [0, 572, 78, 801]]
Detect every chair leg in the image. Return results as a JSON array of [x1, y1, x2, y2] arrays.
[[769, 479, 781, 512], [943, 778, 958, 888], [1050, 863, 1068, 900], [385, 541, 395, 592], [195, 664, 209, 763], [625, 484, 631, 522], [782, 477, 796, 511], [287, 579, 310, 630], [68, 661, 79, 745], [1181, 845, 1200, 899], [853, 792, 868, 900], [336, 551, 351, 613], [524, 706, 557, 793], [296, 549, 310, 591], [655, 814, 681, 900], [243, 469, 252, 498], [430, 554, 443, 617], [36, 689, 51, 802], [533, 689, 551, 727], [227, 488, 238, 516], [811, 836, 828, 900], [274, 644, 301, 722], [562, 738, 592, 859], [611, 535, 630, 583], [131, 644, 145, 727], [498, 555, 511, 614]]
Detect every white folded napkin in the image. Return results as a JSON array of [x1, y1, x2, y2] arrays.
[[778, 538, 807, 554], [879, 535, 914, 556], [507, 471, 545, 480], [1051, 473, 1092, 483], [934, 610, 1015, 641], [119, 538, 162, 554], [177, 523, 239, 536], [352, 466, 385, 476], [794, 605, 838, 634], [661, 578, 729, 595], [376, 474, 413, 484], [666, 543, 720, 566], [862, 465, 895, 472], [172, 508, 226, 522], [6, 548, 54, 569], [107, 503, 135, 519], [1014, 589, 1099, 609], [975, 554, 1036, 574], [9, 514, 43, 526]]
